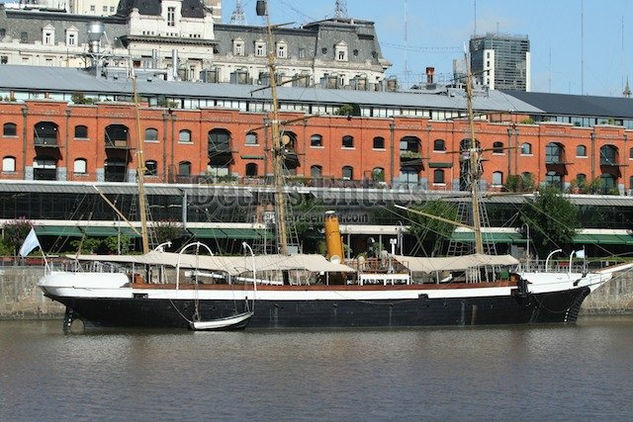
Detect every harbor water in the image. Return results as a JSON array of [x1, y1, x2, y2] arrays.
[[1, 317, 632, 421]]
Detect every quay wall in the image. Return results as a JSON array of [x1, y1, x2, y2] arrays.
[[0, 267, 632, 319]]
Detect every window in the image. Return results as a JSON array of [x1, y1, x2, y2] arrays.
[[433, 139, 446, 152], [310, 134, 323, 147], [546, 142, 563, 164], [102, 6, 108, 12], [576, 145, 587, 157], [601, 173, 616, 191], [73, 158, 87, 174], [310, 165, 322, 178], [492, 171, 503, 186], [630, 147, 633, 159], [245, 132, 258, 145], [400, 136, 421, 153], [0, 28, 5, 38], [144, 160, 158, 176], [492, 142, 504, 154], [3, 123, 17, 137], [277, 41, 287, 58], [33, 156, 57, 180], [66, 32, 76, 46], [342, 135, 354, 148], [372, 167, 385, 182], [373, 137, 385, 149], [178, 161, 191, 176], [74, 125, 88, 139], [233, 40, 244, 56], [335, 42, 348, 62], [245, 163, 258, 177], [110, 6, 115, 12], [167, 7, 176, 27], [179, 129, 192, 143], [576, 173, 587, 185], [433, 169, 445, 184], [144, 128, 158, 142], [90, 5, 95, 12], [298, 48, 306, 59], [0, 56, 7, 64], [338, 50, 346, 61], [20, 32, 28, 43], [521, 142, 532, 155], [600, 145, 618, 166], [342, 166, 353, 180], [255, 41, 266, 57], [546, 171, 563, 188], [2, 156, 16, 172], [42, 25, 55, 45]]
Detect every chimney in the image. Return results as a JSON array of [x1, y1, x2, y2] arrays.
[[426, 67, 435, 84]]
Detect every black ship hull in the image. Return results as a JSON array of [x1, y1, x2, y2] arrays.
[[49, 286, 591, 330]]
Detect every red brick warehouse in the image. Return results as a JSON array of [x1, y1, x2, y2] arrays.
[[1, 99, 632, 193]]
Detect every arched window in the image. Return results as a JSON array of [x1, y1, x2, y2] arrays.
[[576, 173, 587, 185], [178, 129, 192, 143], [342, 135, 354, 148], [492, 142, 504, 154], [342, 166, 353, 180], [3, 123, 17, 137], [245, 162, 258, 177], [34, 121, 58, 146], [521, 142, 532, 155], [144, 128, 158, 142], [433, 169, 445, 184], [73, 158, 87, 174], [629, 176, 633, 189], [245, 132, 258, 145], [105, 124, 129, 147], [372, 167, 385, 181], [600, 173, 617, 192], [576, 145, 587, 157], [144, 160, 158, 176], [311, 165, 322, 178], [545, 142, 564, 164], [373, 136, 385, 149], [433, 139, 446, 152], [492, 171, 503, 186], [178, 161, 191, 176], [600, 145, 619, 166], [629, 147, 633, 159], [2, 156, 16, 172], [74, 125, 88, 139], [310, 134, 323, 147], [400, 136, 421, 153]]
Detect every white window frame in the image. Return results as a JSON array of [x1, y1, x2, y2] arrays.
[[2, 156, 16, 172], [73, 158, 87, 174]]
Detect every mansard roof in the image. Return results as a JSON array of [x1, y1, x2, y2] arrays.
[[116, 0, 207, 19]]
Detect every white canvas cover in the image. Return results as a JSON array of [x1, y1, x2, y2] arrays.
[[68, 252, 356, 275], [393, 254, 519, 273]]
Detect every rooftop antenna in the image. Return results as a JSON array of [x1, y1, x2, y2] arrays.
[[334, 0, 347, 19], [230, 0, 247, 25]]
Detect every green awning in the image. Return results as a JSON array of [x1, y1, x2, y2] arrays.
[[451, 232, 526, 244], [188, 228, 268, 240], [35, 226, 84, 237], [573, 233, 633, 245], [428, 162, 453, 168], [82, 226, 140, 238]]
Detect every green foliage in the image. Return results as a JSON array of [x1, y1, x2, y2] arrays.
[[153, 220, 186, 245], [71, 92, 95, 105], [504, 173, 535, 193], [406, 200, 459, 256], [2, 219, 33, 256], [520, 117, 535, 125], [70, 237, 102, 254], [103, 235, 131, 254], [520, 185, 579, 257], [335, 103, 360, 116], [568, 177, 618, 195]]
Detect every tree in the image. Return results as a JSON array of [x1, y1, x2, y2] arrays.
[[406, 200, 459, 256], [2, 219, 33, 256], [70, 237, 102, 254], [504, 174, 535, 193], [520, 186, 579, 257], [153, 220, 187, 246]]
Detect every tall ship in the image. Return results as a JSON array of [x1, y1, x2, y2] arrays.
[[36, 1, 628, 331]]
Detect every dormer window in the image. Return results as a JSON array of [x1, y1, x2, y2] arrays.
[[277, 41, 287, 59], [335, 41, 348, 62], [66, 26, 78, 47], [255, 40, 266, 57], [233, 39, 245, 56], [42, 25, 55, 46], [167, 7, 176, 27]]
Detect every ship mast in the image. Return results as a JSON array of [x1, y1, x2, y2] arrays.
[[133, 76, 150, 254], [464, 52, 484, 254], [258, 0, 289, 255]]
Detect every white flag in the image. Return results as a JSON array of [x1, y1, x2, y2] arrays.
[[575, 249, 586, 259], [19, 228, 41, 257]]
